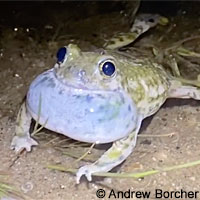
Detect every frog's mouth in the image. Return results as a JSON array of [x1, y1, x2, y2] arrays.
[[27, 69, 138, 143]]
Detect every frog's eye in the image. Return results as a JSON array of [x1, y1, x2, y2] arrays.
[[148, 18, 155, 23], [99, 60, 116, 78], [56, 47, 67, 64]]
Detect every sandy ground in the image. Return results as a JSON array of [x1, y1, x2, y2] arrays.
[[0, 3, 200, 200]]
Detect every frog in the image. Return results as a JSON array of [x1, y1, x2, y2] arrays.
[[104, 13, 168, 50], [10, 14, 200, 184]]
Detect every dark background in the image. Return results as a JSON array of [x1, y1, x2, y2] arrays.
[[0, 1, 199, 28]]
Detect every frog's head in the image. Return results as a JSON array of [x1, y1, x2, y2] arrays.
[[54, 44, 123, 91], [131, 14, 169, 33], [50, 44, 139, 143]]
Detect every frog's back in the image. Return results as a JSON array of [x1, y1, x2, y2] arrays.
[[111, 51, 170, 117]]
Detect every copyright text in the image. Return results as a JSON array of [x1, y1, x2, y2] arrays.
[[96, 188, 199, 199]]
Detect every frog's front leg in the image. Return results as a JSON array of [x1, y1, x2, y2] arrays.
[[11, 101, 38, 153], [76, 117, 142, 184]]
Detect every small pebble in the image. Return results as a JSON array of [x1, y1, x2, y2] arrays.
[[21, 181, 34, 193]]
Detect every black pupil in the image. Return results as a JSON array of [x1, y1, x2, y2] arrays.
[[56, 47, 67, 63], [102, 62, 115, 76], [148, 18, 155, 23]]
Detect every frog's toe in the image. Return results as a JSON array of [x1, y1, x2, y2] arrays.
[[11, 135, 38, 153], [76, 165, 93, 184]]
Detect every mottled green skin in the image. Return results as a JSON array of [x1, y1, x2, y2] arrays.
[[12, 43, 174, 184], [56, 45, 171, 119], [109, 51, 170, 117], [104, 14, 169, 50], [57, 44, 173, 183], [11, 12, 200, 184]]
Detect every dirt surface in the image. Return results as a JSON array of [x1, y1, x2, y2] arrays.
[[1, 2, 200, 200]]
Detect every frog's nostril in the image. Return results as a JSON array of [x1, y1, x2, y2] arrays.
[[56, 47, 67, 64], [78, 69, 89, 83], [78, 69, 86, 77]]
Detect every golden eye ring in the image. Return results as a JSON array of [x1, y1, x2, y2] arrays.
[[99, 59, 117, 78]]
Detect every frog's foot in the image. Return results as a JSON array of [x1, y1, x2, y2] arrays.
[[77, 161, 121, 184], [11, 135, 38, 153], [76, 164, 97, 184], [76, 141, 134, 184], [76, 118, 143, 184], [76, 163, 113, 183]]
